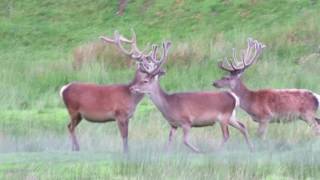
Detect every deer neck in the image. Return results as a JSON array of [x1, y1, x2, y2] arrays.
[[129, 71, 141, 87], [231, 80, 252, 111], [128, 73, 144, 104], [148, 81, 170, 115], [127, 84, 144, 105], [132, 91, 144, 105]]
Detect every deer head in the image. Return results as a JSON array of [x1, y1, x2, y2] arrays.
[[130, 41, 171, 94], [213, 38, 265, 89]]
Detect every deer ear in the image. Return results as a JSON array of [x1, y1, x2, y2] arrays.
[[158, 69, 166, 77], [154, 70, 165, 81]]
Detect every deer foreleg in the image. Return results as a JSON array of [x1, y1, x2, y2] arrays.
[[165, 126, 177, 151], [182, 124, 200, 153], [117, 118, 129, 153]]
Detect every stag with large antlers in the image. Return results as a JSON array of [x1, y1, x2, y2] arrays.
[[130, 42, 253, 152], [60, 30, 150, 152], [213, 38, 320, 139]]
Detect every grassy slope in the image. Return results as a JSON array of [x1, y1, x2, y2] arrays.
[[1, 0, 320, 179], [1, 0, 319, 59], [0, 0, 320, 109]]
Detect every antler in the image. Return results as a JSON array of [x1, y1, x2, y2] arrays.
[[139, 41, 171, 75], [100, 29, 148, 60], [219, 38, 266, 74]]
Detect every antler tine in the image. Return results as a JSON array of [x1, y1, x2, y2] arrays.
[[100, 30, 149, 61], [218, 60, 230, 71], [145, 44, 158, 61], [219, 48, 241, 73], [151, 41, 171, 74], [218, 58, 235, 72], [151, 44, 158, 60], [219, 37, 265, 73], [218, 56, 240, 72], [138, 41, 171, 76], [149, 42, 168, 63], [243, 38, 266, 69], [99, 30, 122, 44], [127, 29, 142, 56], [231, 48, 245, 70], [132, 42, 152, 60], [159, 41, 171, 65], [114, 30, 136, 56], [161, 41, 171, 62], [243, 38, 253, 66], [100, 36, 115, 43]]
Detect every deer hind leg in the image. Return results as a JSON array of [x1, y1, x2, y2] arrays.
[[67, 111, 82, 151], [181, 124, 200, 153], [164, 126, 177, 152], [116, 116, 129, 153], [256, 120, 269, 140], [229, 119, 254, 151], [301, 113, 320, 136]]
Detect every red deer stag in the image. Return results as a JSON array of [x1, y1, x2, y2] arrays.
[[60, 30, 150, 152], [130, 42, 253, 152], [213, 38, 320, 139]]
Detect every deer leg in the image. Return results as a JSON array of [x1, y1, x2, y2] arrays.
[[229, 119, 254, 151], [116, 118, 129, 153], [219, 121, 230, 148], [301, 114, 320, 136], [257, 121, 268, 140], [311, 119, 320, 135], [164, 126, 177, 151], [182, 124, 200, 153], [312, 120, 320, 135], [68, 113, 82, 151], [117, 0, 128, 16]]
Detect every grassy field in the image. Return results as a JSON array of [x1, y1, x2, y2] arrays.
[[1, 0, 320, 179]]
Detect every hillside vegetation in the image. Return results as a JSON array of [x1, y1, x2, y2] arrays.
[[0, 0, 320, 109], [1, 0, 320, 179]]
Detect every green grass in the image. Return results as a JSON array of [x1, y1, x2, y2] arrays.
[[1, 108, 320, 179], [1, 148, 319, 180], [1, 0, 320, 179]]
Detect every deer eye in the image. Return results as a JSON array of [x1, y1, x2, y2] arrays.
[[143, 79, 149, 83]]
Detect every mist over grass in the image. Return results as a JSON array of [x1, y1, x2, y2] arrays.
[[1, 107, 320, 179], [1, 0, 320, 179]]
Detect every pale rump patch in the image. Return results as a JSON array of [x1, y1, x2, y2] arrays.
[[312, 93, 320, 108], [230, 108, 237, 121], [59, 83, 72, 98], [227, 91, 240, 107]]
